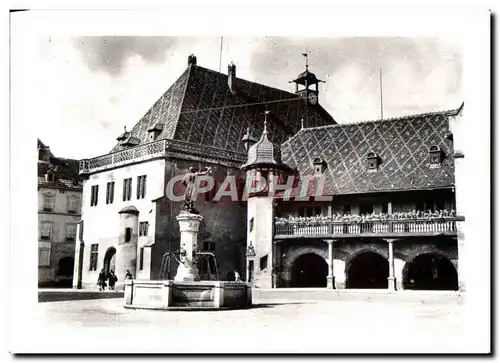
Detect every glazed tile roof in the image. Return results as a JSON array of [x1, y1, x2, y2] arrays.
[[280, 107, 461, 196], [110, 63, 336, 154]]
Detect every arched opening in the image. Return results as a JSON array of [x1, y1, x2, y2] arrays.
[[403, 253, 458, 290], [346, 251, 388, 289], [291, 253, 328, 288], [56, 257, 74, 277], [103, 247, 116, 275]]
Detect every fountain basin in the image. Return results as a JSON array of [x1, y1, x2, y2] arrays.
[[124, 279, 252, 310]]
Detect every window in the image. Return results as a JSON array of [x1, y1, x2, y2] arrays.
[[313, 158, 326, 175], [43, 194, 54, 212], [38, 247, 50, 267], [90, 244, 98, 271], [203, 241, 216, 252], [139, 222, 149, 237], [68, 195, 80, 214], [40, 222, 52, 240], [106, 182, 115, 204], [123, 178, 132, 201], [137, 175, 147, 200], [367, 152, 380, 171], [90, 185, 99, 206], [249, 217, 254, 232], [260, 255, 268, 271], [429, 146, 443, 167], [65, 224, 77, 242], [139, 247, 144, 270], [125, 227, 132, 242]]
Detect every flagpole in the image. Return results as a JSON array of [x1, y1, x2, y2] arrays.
[[219, 36, 223, 72], [380, 68, 384, 120]]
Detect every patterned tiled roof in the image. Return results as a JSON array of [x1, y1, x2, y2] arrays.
[[110, 62, 336, 154], [280, 107, 461, 196]]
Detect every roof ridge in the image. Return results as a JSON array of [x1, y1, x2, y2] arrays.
[[172, 64, 194, 138], [195, 64, 300, 100], [110, 65, 192, 153], [303, 106, 460, 131], [281, 104, 463, 148]]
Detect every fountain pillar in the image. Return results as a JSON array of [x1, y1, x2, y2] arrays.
[[174, 211, 204, 282]]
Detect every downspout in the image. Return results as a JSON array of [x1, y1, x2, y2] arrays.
[[76, 219, 84, 289]]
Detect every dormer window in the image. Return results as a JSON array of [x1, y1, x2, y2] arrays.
[[429, 146, 444, 168], [313, 158, 326, 175], [147, 123, 163, 141], [121, 136, 140, 147], [366, 152, 380, 172]]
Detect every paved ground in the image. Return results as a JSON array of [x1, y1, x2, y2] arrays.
[[34, 290, 470, 353]]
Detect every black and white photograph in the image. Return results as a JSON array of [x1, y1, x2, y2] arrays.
[[6, 5, 491, 355]]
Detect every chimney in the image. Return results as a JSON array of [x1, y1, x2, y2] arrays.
[[228, 62, 236, 93], [187, 54, 197, 66]]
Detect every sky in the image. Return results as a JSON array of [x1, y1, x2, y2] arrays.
[[30, 36, 462, 160]]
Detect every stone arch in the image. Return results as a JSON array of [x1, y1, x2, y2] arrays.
[[403, 251, 458, 291], [404, 245, 457, 264], [103, 247, 116, 275], [345, 248, 389, 289], [281, 244, 327, 288], [345, 246, 388, 266], [282, 245, 327, 270], [290, 253, 328, 288]]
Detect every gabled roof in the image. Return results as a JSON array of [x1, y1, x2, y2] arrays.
[[280, 107, 461, 196], [110, 62, 336, 154], [37, 138, 49, 149]]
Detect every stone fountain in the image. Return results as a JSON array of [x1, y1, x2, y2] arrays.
[[124, 167, 251, 310]]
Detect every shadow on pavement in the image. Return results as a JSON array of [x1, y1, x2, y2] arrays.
[[38, 290, 124, 303]]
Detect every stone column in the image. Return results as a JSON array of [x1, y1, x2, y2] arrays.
[[387, 239, 396, 291], [326, 240, 334, 289], [174, 211, 204, 282]]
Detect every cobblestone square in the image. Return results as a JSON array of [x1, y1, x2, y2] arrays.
[[32, 291, 476, 353]]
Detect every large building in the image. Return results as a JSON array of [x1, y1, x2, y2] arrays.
[[74, 54, 465, 292], [38, 139, 82, 287]]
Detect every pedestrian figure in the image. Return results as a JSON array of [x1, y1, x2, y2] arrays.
[[108, 270, 118, 290], [234, 270, 241, 282], [125, 270, 133, 280], [97, 269, 107, 291]]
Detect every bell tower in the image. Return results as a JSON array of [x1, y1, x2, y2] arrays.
[[289, 52, 325, 105]]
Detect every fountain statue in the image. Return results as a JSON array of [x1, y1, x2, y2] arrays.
[[123, 165, 251, 310]]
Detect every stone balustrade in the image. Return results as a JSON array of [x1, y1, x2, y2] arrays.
[[79, 139, 247, 175], [274, 216, 465, 239]]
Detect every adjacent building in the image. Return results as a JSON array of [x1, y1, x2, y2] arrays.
[[74, 54, 465, 292], [38, 139, 82, 287]]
